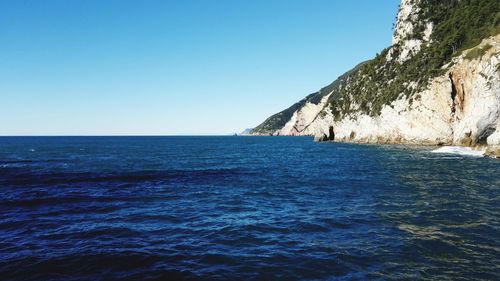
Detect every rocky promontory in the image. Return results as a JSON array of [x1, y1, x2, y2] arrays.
[[251, 0, 500, 157]]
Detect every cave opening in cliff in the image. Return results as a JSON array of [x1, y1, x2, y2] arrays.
[[477, 127, 495, 145], [449, 73, 458, 114], [328, 126, 335, 141]]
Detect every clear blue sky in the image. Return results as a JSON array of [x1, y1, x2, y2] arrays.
[[0, 0, 399, 135]]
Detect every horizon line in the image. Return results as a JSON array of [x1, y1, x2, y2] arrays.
[[0, 134, 238, 137]]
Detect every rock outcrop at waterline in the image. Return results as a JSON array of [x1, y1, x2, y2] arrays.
[[326, 35, 500, 146], [251, 0, 500, 157]]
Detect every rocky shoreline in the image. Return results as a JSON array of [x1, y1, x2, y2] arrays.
[[251, 0, 500, 159]]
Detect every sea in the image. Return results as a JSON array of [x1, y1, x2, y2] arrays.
[[0, 136, 498, 280]]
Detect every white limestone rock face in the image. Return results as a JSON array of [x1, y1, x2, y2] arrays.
[[488, 131, 500, 146], [271, 34, 500, 156], [328, 34, 500, 149], [397, 39, 423, 63], [392, 0, 421, 46], [386, 0, 433, 63], [251, 0, 499, 157], [275, 93, 332, 136], [449, 35, 500, 147], [334, 76, 454, 145], [302, 109, 335, 138], [423, 22, 433, 42]]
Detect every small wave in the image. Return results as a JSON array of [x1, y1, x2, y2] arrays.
[[431, 146, 484, 157], [0, 160, 34, 168]]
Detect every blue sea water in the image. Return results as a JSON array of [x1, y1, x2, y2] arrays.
[[0, 136, 499, 281]]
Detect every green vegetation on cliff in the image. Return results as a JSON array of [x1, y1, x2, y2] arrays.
[[330, 0, 500, 119], [251, 63, 365, 134], [253, 0, 500, 134]]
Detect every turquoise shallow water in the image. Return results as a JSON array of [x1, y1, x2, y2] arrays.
[[0, 136, 499, 280]]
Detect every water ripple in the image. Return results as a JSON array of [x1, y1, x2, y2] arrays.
[[0, 136, 498, 280]]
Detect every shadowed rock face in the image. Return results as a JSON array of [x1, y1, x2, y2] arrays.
[[328, 126, 335, 141], [449, 71, 468, 116], [314, 126, 335, 142]]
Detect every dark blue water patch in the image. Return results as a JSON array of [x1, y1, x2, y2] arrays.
[[0, 136, 499, 280], [0, 167, 248, 186]]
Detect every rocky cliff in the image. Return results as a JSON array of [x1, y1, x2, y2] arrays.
[[251, 0, 500, 157]]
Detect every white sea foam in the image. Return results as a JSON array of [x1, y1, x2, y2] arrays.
[[431, 146, 484, 157]]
